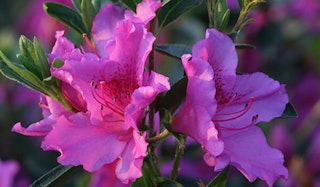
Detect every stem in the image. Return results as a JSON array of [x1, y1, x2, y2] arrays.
[[147, 129, 170, 143], [146, 151, 162, 179], [170, 136, 186, 180], [148, 18, 156, 75]]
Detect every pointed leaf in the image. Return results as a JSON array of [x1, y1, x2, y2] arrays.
[[281, 103, 298, 119], [207, 166, 229, 187], [19, 36, 42, 78], [157, 0, 202, 29], [29, 165, 82, 187], [44, 2, 87, 35], [81, 0, 97, 34], [18, 36, 51, 80], [72, 0, 82, 12], [33, 37, 51, 78], [0, 51, 48, 93], [155, 44, 191, 59]]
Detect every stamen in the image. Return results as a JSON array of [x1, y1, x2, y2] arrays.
[[83, 34, 100, 58], [216, 114, 258, 131], [90, 80, 124, 116], [213, 97, 255, 122]]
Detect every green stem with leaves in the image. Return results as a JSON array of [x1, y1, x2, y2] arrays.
[[170, 135, 186, 180]]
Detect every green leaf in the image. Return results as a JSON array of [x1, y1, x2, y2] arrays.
[[81, 0, 97, 34], [213, 0, 230, 31], [120, 0, 142, 12], [155, 44, 191, 59], [33, 37, 51, 78], [207, 166, 229, 187], [281, 103, 298, 119], [18, 36, 51, 80], [18, 36, 42, 78], [157, 0, 202, 29], [158, 77, 188, 113], [0, 51, 48, 94], [72, 0, 82, 12], [44, 2, 87, 35], [29, 165, 83, 187], [235, 43, 255, 49], [157, 179, 183, 187], [131, 163, 155, 187]]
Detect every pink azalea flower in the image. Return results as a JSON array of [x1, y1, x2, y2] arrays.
[[172, 28, 288, 186], [13, 0, 169, 184]]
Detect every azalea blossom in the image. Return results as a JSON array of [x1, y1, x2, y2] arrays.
[[172, 28, 288, 186], [13, 0, 170, 184]]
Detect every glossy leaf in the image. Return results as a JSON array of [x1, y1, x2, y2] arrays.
[[155, 44, 191, 59], [33, 37, 51, 79], [81, 0, 97, 34], [72, 0, 82, 12], [0, 51, 47, 94], [207, 166, 229, 187], [281, 103, 298, 119], [44, 2, 87, 35], [18, 36, 51, 80], [157, 0, 202, 29], [18, 36, 42, 78], [29, 165, 83, 187]]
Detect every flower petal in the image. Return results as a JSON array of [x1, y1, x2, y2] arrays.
[[215, 72, 288, 129], [41, 113, 129, 172], [110, 19, 155, 85], [215, 126, 288, 187], [172, 55, 223, 157], [12, 95, 70, 136], [125, 71, 170, 129], [125, 0, 161, 24], [92, 4, 124, 56], [192, 28, 237, 95], [89, 163, 127, 187], [115, 131, 148, 183], [49, 31, 75, 62]]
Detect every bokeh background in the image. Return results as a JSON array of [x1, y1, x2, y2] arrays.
[[0, 0, 319, 186]]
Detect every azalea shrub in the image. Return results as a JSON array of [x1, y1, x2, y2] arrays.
[[0, 0, 301, 186]]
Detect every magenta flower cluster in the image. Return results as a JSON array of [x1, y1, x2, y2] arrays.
[[11, 0, 289, 186]]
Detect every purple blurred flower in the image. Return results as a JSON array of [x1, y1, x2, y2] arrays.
[[17, 0, 73, 46], [0, 159, 19, 187]]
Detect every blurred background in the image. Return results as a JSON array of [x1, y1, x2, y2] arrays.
[[0, 0, 319, 186]]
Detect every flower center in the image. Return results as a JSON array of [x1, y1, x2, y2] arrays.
[[90, 75, 138, 117]]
